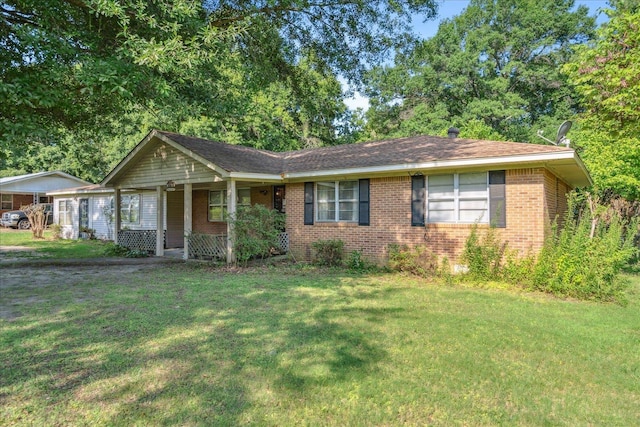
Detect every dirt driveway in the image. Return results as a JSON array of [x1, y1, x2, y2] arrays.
[[0, 248, 183, 320]]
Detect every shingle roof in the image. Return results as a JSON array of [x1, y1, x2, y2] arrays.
[[281, 135, 573, 173], [158, 131, 284, 174], [159, 131, 573, 175]]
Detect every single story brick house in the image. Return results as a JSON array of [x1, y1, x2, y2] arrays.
[[50, 129, 591, 265], [0, 171, 90, 215]]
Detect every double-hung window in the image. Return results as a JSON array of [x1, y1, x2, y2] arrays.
[[316, 181, 358, 222], [108, 194, 141, 224], [120, 194, 140, 224], [58, 200, 72, 226], [1, 194, 12, 210], [427, 173, 489, 223], [208, 188, 251, 222]]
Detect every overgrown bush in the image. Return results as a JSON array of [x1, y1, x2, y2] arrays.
[[312, 239, 344, 266], [228, 204, 285, 266], [388, 244, 440, 277], [461, 225, 506, 281], [346, 250, 375, 272], [459, 193, 638, 302], [531, 200, 638, 302]]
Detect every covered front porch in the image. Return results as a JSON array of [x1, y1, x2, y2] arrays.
[[102, 130, 287, 263], [111, 181, 287, 262]]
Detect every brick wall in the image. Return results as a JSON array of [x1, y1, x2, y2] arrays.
[[192, 189, 226, 234], [191, 186, 275, 235], [286, 168, 571, 265]]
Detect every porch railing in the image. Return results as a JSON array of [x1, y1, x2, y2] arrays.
[[187, 232, 289, 260], [188, 233, 227, 260], [118, 230, 165, 254]]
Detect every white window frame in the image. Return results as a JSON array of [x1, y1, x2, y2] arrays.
[[208, 188, 251, 222], [315, 181, 359, 223], [109, 194, 141, 225], [427, 172, 489, 224], [1, 193, 12, 210], [58, 200, 72, 226]]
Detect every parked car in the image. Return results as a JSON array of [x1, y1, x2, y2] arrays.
[[1, 204, 53, 229]]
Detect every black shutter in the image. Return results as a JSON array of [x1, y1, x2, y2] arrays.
[[358, 179, 370, 226], [489, 171, 506, 228], [304, 182, 314, 225], [411, 175, 425, 226]]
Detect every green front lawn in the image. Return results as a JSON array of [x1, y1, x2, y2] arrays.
[[1, 264, 639, 425], [0, 229, 110, 258]]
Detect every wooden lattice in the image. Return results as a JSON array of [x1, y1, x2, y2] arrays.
[[188, 233, 227, 259], [118, 230, 163, 253], [277, 232, 289, 253]]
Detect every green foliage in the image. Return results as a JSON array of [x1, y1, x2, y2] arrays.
[[362, 0, 595, 141], [460, 194, 639, 302], [531, 199, 638, 302], [1, 0, 440, 180], [346, 250, 375, 273], [311, 239, 345, 267], [562, 2, 640, 200], [102, 242, 147, 258], [387, 244, 440, 277], [228, 204, 286, 266], [461, 225, 506, 281]]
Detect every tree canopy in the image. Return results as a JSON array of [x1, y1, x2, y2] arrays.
[[1, 0, 438, 181], [563, 0, 640, 199], [361, 0, 596, 142]]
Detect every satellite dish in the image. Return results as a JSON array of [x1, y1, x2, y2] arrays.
[[536, 120, 572, 147], [555, 121, 572, 146]]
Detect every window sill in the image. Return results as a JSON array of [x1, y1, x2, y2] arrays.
[[426, 223, 490, 229], [312, 222, 359, 228]]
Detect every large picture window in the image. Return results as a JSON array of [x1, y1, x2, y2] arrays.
[[58, 200, 72, 226], [208, 188, 251, 222], [427, 173, 488, 223], [316, 181, 358, 222]]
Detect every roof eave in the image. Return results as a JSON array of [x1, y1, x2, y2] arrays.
[[283, 151, 591, 187]]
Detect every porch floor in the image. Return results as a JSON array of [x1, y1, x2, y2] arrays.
[[163, 248, 185, 259]]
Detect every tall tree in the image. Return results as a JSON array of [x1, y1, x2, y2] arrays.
[[563, 0, 640, 199], [362, 0, 595, 142], [1, 0, 439, 180]]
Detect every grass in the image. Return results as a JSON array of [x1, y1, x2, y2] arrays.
[[1, 261, 639, 426], [0, 229, 111, 259]]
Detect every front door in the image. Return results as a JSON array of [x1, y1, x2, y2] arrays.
[[166, 191, 184, 248], [273, 185, 285, 213], [79, 198, 89, 230]]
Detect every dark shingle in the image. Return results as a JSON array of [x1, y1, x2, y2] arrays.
[[282, 135, 573, 173], [158, 131, 284, 174], [159, 131, 573, 175]]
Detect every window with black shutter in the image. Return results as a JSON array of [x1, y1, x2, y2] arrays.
[[358, 179, 370, 226], [411, 175, 425, 226]]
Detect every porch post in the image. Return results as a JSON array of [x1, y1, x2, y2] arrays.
[[183, 183, 192, 260], [226, 179, 236, 264], [114, 187, 121, 244], [156, 185, 164, 256]]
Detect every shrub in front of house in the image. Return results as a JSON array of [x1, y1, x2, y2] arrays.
[[228, 204, 286, 266], [388, 244, 441, 277], [460, 194, 638, 303], [531, 206, 638, 302], [311, 239, 345, 267]]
